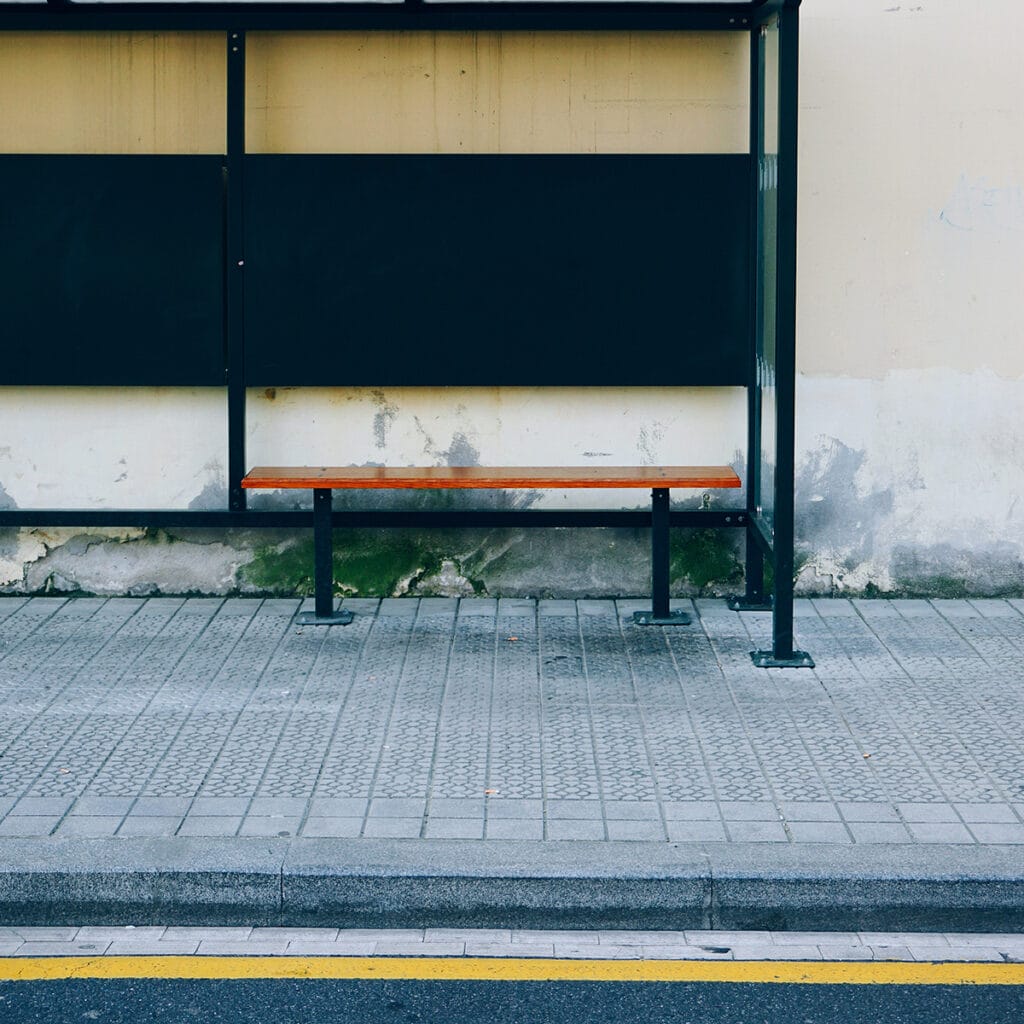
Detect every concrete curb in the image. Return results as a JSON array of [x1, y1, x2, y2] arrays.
[[0, 839, 1022, 932]]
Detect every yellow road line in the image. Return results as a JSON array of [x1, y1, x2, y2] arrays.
[[1, 957, 1023, 985]]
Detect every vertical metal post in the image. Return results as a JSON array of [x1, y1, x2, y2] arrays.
[[752, 3, 813, 668], [226, 30, 247, 512], [296, 489, 352, 626], [633, 489, 690, 627], [730, 22, 770, 614]]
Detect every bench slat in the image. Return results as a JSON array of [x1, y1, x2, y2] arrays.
[[242, 466, 741, 490]]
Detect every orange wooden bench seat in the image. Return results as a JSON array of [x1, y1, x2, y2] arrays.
[[243, 465, 741, 491], [242, 464, 741, 626]]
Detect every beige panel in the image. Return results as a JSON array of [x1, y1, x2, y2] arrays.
[[0, 33, 225, 153], [247, 32, 748, 154]]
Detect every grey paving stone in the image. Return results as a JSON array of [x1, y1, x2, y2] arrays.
[[955, 804, 1019, 823], [363, 818, 423, 839], [663, 802, 722, 821], [9, 797, 73, 816], [466, 943, 555, 957], [725, 821, 789, 843], [603, 801, 661, 821], [429, 798, 486, 818], [897, 803, 962, 823], [546, 819, 605, 840], [941, 934, 1024, 948], [486, 818, 544, 840], [772, 932, 861, 945], [910, 946, 1005, 962], [667, 821, 728, 842], [0, 816, 59, 837], [728, 945, 823, 961], [197, 940, 291, 954], [117, 816, 182, 837], [780, 803, 843, 822], [907, 823, 975, 844], [301, 818, 363, 838], [248, 798, 308, 817], [104, 941, 203, 955], [424, 818, 485, 840], [163, 928, 254, 941], [71, 797, 135, 816], [606, 820, 666, 842], [190, 798, 250, 816], [684, 931, 773, 944], [787, 822, 853, 844], [514, 931, 600, 944], [131, 798, 192, 817], [75, 927, 169, 941], [309, 798, 369, 818], [485, 799, 544, 819], [847, 822, 914, 843], [0, 928, 79, 941], [814, 946, 875, 961], [554, 944, 642, 959], [859, 932, 950, 947], [838, 803, 901, 823], [597, 931, 689, 945], [285, 941, 377, 956], [370, 942, 466, 956], [868, 946, 914, 960], [239, 817, 301, 837], [546, 800, 603, 820], [457, 599, 498, 617], [368, 799, 427, 819], [56, 816, 124, 837], [13, 941, 112, 956], [378, 599, 419, 617], [177, 816, 242, 837], [0, 942, 23, 954], [967, 824, 1024, 843], [335, 930, 425, 942], [643, 945, 735, 960], [720, 802, 780, 822]]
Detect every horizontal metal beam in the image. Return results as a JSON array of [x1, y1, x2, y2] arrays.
[[0, 508, 748, 530], [0, 3, 763, 31]]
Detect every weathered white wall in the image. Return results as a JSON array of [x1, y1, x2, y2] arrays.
[[794, 0, 1024, 594], [1, 9, 1023, 597]]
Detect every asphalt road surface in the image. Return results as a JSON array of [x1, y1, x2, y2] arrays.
[[3, 975, 1023, 1023]]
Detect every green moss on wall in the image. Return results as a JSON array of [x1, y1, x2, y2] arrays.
[[670, 528, 744, 593], [241, 530, 442, 597]]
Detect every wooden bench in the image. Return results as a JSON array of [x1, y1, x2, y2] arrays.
[[242, 465, 741, 626]]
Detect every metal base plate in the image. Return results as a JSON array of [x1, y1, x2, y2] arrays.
[[295, 610, 354, 627], [727, 595, 773, 612], [633, 610, 692, 627], [750, 649, 815, 669]]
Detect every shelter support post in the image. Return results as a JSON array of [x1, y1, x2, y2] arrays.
[[750, 2, 813, 669]]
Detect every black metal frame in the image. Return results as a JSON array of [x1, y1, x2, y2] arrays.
[[0, 0, 810, 666]]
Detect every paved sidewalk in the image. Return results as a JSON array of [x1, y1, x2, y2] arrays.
[[0, 595, 1023, 929], [3, 926, 1024, 962]]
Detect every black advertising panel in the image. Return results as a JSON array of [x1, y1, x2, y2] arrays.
[[0, 155, 224, 386], [244, 154, 751, 387]]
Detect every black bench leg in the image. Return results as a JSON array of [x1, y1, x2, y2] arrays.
[[295, 488, 353, 626], [633, 488, 691, 627]]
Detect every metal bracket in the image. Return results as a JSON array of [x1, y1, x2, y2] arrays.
[[296, 609, 354, 627], [633, 610, 692, 627], [750, 649, 815, 669]]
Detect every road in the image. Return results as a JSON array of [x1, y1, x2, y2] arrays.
[[3, 956, 1023, 1023]]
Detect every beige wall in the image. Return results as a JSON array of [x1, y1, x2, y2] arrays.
[[0, 33, 224, 153], [798, 1, 1024, 380], [246, 31, 748, 153]]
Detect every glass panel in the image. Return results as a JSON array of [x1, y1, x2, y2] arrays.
[[757, 14, 779, 534]]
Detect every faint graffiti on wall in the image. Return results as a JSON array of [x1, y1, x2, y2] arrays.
[[940, 175, 1024, 234]]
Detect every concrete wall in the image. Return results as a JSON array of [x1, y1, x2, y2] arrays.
[[1, 7, 1022, 598]]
